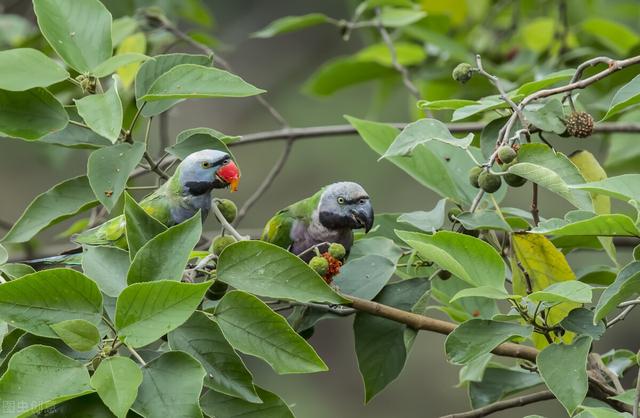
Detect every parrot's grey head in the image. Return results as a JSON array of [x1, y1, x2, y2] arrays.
[[318, 182, 374, 232], [178, 149, 240, 196]]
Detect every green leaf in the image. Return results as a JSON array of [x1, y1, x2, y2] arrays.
[[528, 281, 593, 304], [332, 255, 395, 300], [132, 351, 205, 418], [91, 53, 149, 78], [532, 213, 640, 237], [383, 118, 474, 158], [0, 263, 35, 280], [594, 261, 640, 323], [0, 269, 102, 337], [51, 319, 100, 352], [75, 83, 123, 143], [305, 58, 394, 96], [216, 241, 347, 304], [252, 13, 329, 38], [201, 386, 294, 418], [537, 335, 592, 414], [397, 199, 447, 233], [81, 246, 130, 297], [521, 18, 555, 52], [354, 278, 430, 402], [168, 311, 260, 403], [142, 64, 265, 101], [571, 174, 640, 204], [378, 7, 426, 27], [1, 176, 98, 243], [41, 107, 112, 149], [112, 16, 138, 47], [469, 366, 542, 408], [214, 291, 328, 374], [578, 406, 633, 418], [418, 99, 477, 111], [124, 193, 167, 259], [0, 48, 69, 91], [455, 210, 515, 232], [458, 353, 492, 384], [90, 356, 143, 418], [603, 74, 640, 120], [0, 87, 68, 140], [0, 345, 93, 418], [450, 286, 511, 303], [560, 308, 605, 340], [452, 97, 510, 121], [115, 280, 211, 348], [88, 142, 145, 211], [604, 111, 640, 174], [349, 236, 403, 264], [135, 53, 211, 117], [346, 115, 503, 206], [523, 99, 567, 134], [166, 127, 237, 161], [397, 230, 506, 290], [507, 144, 592, 210], [445, 319, 533, 364], [581, 18, 639, 56], [127, 212, 202, 284], [0, 244, 6, 265], [33, 0, 112, 73], [356, 42, 426, 67], [515, 69, 575, 96]]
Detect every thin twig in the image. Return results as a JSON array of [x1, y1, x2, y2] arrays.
[[439, 390, 555, 418], [475, 54, 526, 127], [531, 183, 540, 226], [374, 8, 421, 100], [607, 303, 638, 328], [234, 137, 294, 226], [127, 345, 147, 367], [211, 199, 247, 241]]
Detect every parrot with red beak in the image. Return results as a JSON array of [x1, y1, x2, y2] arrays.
[[74, 149, 240, 248]]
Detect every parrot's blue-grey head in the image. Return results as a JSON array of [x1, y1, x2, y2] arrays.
[[178, 150, 240, 196], [318, 182, 374, 232]]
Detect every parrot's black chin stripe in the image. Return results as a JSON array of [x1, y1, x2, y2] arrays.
[[184, 181, 216, 196]]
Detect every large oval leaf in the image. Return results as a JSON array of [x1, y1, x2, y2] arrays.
[[201, 386, 295, 418], [90, 356, 143, 418], [75, 83, 123, 143], [131, 351, 205, 418], [332, 255, 395, 300], [532, 213, 640, 237], [142, 64, 265, 101], [33, 0, 112, 73], [127, 212, 202, 284], [1, 176, 98, 243], [0, 88, 68, 140], [88, 142, 145, 211], [0, 48, 69, 91], [123, 193, 167, 259], [570, 174, 640, 204], [51, 319, 101, 352], [214, 291, 328, 374], [594, 261, 640, 323], [0, 269, 102, 337], [217, 241, 347, 304], [603, 73, 640, 120], [0, 345, 93, 416], [537, 335, 592, 415], [168, 311, 260, 403], [115, 280, 211, 348], [82, 246, 130, 297], [382, 118, 474, 158]]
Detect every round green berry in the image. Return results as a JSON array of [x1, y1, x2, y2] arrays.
[[210, 235, 236, 256], [448, 207, 462, 222], [452, 63, 475, 83], [497, 146, 517, 164], [468, 166, 483, 188], [504, 173, 527, 187], [215, 199, 238, 223], [328, 243, 346, 260], [478, 171, 502, 193], [309, 256, 329, 276], [206, 280, 229, 301]]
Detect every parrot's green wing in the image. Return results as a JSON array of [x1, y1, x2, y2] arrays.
[[261, 189, 324, 249], [73, 188, 173, 248]]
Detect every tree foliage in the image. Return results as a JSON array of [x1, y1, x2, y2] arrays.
[[1, 1, 640, 417]]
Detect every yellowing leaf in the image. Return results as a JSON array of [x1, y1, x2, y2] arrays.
[[117, 33, 146, 89], [420, 0, 467, 26], [521, 18, 555, 52]]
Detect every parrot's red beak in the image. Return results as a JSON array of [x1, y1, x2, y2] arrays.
[[217, 160, 240, 192]]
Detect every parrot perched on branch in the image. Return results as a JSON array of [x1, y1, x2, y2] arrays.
[[261, 182, 374, 262], [74, 149, 240, 248]]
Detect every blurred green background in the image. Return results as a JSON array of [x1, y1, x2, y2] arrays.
[[1, 0, 639, 416]]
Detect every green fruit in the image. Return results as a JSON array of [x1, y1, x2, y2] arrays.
[[210, 235, 236, 256], [452, 63, 475, 83], [497, 146, 517, 164], [328, 243, 346, 260], [206, 280, 229, 301], [437, 269, 452, 280], [504, 173, 527, 187], [468, 166, 483, 188], [447, 207, 462, 222], [215, 199, 238, 223], [478, 171, 502, 193], [309, 256, 329, 276]]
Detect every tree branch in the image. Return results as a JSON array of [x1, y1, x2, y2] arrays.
[[439, 390, 555, 418]]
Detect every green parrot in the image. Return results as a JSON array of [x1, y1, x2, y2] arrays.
[[261, 182, 374, 261], [74, 149, 240, 248]]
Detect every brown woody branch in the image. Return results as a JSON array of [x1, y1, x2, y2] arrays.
[[439, 390, 555, 418]]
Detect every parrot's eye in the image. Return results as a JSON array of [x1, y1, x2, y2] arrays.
[[337, 197, 345, 205], [222, 159, 230, 165], [359, 199, 366, 205], [201, 161, 213, 169]]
